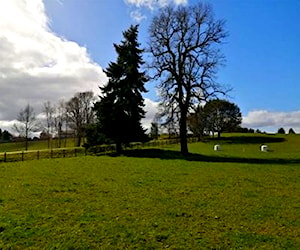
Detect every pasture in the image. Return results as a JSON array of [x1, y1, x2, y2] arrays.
[[0, 138, 78, 153], [0, 134, 299, 249]]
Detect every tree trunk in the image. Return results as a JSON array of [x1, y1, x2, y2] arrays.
[[77, 136, 81, 147], [218, 131, 221, 138], [116, 141, 122, 155], [25, 127, 28, 151], [197, 134, 201, 142], [180, 110, 189, 155]]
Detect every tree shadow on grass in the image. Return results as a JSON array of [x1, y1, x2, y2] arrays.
[[205, 136, 285, 144], [122, 148, 300, 165]]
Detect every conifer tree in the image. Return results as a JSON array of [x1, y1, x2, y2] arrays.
[[94, 25, 147, 154]]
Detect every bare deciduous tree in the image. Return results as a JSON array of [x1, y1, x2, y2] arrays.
[[66, 91, 95, 147], [43, 101, 55, 148], [14, 104, 40, 150], [148, 3, 228, 154]]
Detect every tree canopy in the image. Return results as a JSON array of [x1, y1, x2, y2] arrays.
[[93, 25, 148, 154], [14, 104, 40, 150], [148, 3, 228, 154], [66, 91, 95, 147], [203, 99, 242, 138], [288, 128, 296, 134], [188, 99, 242, 138]]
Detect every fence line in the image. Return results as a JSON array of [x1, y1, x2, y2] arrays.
[[0, 147, 86, 163], [0, 137, 198, 163]]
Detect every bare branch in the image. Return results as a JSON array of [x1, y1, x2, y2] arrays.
[[148, 3, 228, 154]]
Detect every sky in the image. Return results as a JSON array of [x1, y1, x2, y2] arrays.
[[0, 0, 300, 134]]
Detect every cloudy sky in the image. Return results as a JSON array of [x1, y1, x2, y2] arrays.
[[0, 0, 300, 133]]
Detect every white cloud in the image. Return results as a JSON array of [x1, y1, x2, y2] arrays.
[[130, 10, 147, 22], [174, 0, 187, 5], [125, 0, 187, 9], [125, 0, 188, 21], [0, 120, 18, 135], [242, 110, 300, 133], [0, 0, 107, 123], [142, 98, 159, 131]]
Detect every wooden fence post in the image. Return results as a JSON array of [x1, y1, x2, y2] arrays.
[[4, 152, 6, 162], [74, 148, 77, 157], [22, 151, 24, 161], [51, 150, 53, 158], [37, 151, 39, 160]]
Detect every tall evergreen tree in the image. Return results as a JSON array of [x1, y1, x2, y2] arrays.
[[94, 25, 147, 154]]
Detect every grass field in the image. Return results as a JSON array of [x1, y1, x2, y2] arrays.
[[0, 134, 300, 249], [0, 138, 79, 153]]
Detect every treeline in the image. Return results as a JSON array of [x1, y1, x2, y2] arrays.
[[7, 3, 295, 154], [0, 129, 13, 142], [187, 99, 242, 140], [12, 91, 95, 150], [6, 4, 233, 154]]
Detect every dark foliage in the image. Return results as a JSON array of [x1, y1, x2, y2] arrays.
[[277, 127, 286, 134], [288, 128, 296, 134], [93, 25, 148, 154], [204, 99, 242, 138], [188, 99, 242, 139], [85, 124, 109, 148], [0, 129, 13, 142]]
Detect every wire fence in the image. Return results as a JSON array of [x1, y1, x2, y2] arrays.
[[0, 137, 198, 163], [0, 147, 86, 163]]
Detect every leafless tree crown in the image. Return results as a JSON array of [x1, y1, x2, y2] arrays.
[[148, 3, 228, 154]]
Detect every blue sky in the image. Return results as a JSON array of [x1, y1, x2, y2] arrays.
[[1, 0, 300, 133], [44, 0, 300, 130]]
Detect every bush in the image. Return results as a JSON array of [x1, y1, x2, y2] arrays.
[[288, 128, 296, 134], [88, 144, 116, 155], [277, 128, 285, 134]]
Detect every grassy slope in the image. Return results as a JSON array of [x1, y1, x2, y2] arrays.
[[0, 134, 300, 249]]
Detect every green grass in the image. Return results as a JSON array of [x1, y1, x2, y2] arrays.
[[0, 138, 79, 153], [0, 134, 300, 249], [0, 147, 86, 162]]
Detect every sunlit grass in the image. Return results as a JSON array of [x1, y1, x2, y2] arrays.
[[0, 138, 79, 153], [0, 134, 300, 249]]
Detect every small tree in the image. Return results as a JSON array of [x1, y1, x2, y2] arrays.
[[43, 101, 55, 148], [278, 127, 285, 134], [288, 128, 296, 134], [66, 91, 95, 147], [202, 99, 241, 138], [2, 130, 13, 141], [54, 100, 67, 148], [187, 105, 207, 141], [14, 104, 40, 150], [150, 122, 159, 140]]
